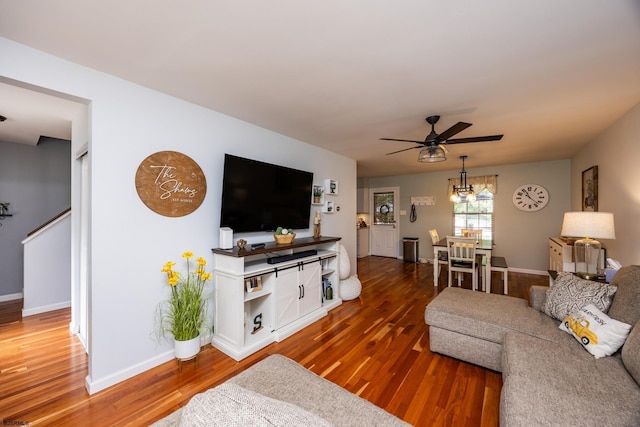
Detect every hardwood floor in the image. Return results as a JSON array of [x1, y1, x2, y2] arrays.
[[0, 299, 22, 325], [0, 257, 548, 426]]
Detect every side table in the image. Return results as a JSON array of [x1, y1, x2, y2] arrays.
[[547, 270, 608, 286]]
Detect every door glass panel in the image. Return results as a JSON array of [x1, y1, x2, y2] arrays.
[[373, 192, 394, 225]]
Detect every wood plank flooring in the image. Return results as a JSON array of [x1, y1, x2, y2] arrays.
[[0, 299, 22, 325], [0, 257, 548, 426]]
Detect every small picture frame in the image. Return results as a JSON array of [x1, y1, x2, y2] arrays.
[[245, 276, 263, 293], [582, 166, 598, 212]]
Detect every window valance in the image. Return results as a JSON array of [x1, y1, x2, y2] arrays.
[[448, 175, 497, 197]]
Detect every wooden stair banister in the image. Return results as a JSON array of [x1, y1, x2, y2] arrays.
[[27, 207, 71, 237]]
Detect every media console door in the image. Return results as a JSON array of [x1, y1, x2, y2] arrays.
[[274, 261, 322, 329]]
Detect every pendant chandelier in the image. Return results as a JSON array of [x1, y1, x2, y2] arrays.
[[450, 155, 476, 202]]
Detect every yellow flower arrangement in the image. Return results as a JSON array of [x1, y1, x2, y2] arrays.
[[156, 251, 211, 342]]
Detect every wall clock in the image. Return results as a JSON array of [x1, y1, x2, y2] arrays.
[[512, 184, 549, 212]]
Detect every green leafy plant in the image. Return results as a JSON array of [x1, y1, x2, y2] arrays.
[[155, 252, 211, 342], [275, 227, 294, 235]]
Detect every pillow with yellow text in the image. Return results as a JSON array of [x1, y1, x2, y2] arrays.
[[559, 304, 631, 358]]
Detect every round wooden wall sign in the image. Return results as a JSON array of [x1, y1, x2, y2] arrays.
[[135, 151, 207, 217]]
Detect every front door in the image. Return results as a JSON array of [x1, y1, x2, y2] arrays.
[[369, 187, 399, 258]]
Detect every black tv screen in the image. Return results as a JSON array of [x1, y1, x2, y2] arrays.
[[220, 154, 314, 233]]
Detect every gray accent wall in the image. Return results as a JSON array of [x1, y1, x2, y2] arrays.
[[0, 138, 71, 296]]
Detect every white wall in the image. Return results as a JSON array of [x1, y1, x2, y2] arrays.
[[22, 212, 71, 316], [571, 101, 640, 266], [0, 37, 356, 393], [367, 159, 571, 273]]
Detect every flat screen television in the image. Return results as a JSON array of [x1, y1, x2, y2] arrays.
[[220, 154, 314, 233]]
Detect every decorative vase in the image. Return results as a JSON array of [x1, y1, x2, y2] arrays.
[[174, 335, 201, 361]]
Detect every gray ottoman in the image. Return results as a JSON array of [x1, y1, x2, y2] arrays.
[[424, 287, 560, 371]]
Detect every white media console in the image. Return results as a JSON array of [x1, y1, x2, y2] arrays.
[[211, 236, 342, 361]]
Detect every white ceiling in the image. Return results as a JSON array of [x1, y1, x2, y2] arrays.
[[1, 0, 639, 177]]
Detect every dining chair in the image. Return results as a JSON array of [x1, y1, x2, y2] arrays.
[[446, 236, 482, 291], [462, 228, 483, 242], [429, 229, 448, 277]]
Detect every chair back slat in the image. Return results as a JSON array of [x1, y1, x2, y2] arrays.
[[429, 229, 440, 245], [446, 236, 477, 263], [462, 229, 482, 241]]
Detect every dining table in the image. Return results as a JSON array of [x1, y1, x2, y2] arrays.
[[433, 238, 494, 292]]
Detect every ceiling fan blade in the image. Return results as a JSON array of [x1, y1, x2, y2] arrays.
[[386, 146, 422, 155], [436, 122, 472, 141], [445, 135, 504, 144], [380, 137, 425, 144]]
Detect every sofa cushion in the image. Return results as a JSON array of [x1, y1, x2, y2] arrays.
[[622, 324, 640, 386], [426, 287, 573, 346], [607, 265, 640, 325], [559, 304, 632, 359], [543, 272, 617, 321], [228, 354, 410, 427], [501, 332, 640, 426], [179, 383, 332, 426]]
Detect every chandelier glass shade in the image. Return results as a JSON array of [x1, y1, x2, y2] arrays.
[[418, 145, 447, 163], [450, 155, 475, 202]]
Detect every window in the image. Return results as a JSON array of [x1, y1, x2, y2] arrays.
[[452, 189, 494, 241], [373, 191, 394, 225]]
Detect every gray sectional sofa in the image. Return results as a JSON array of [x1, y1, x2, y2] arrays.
[[425, 265, 640, 426], [152, 354, 410, 426]]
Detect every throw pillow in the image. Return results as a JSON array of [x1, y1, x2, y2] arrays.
[[559, 304, 632, 359], [543, 272, 617, 321]]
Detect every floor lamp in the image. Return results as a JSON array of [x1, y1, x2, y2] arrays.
[[560, 212, 616, 279]]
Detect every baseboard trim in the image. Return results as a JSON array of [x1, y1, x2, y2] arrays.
[[85, 334, 213, 394], [0, 292, 23, 303], [85, 350, 175, 395], [22, 300, 71, 317], [508, 267, 547, 276]]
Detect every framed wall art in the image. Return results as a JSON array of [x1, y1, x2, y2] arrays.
[[135, 151, 207, 217], [582, 165, 598, 211], [245, 276, 263, 293]]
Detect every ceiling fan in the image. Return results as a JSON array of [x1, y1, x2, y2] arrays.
[[381, 115, 503, 162]]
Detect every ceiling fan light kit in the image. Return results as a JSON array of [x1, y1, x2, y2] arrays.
[[450, 155, 475, 203], [381, 115, 503, 163], [418, 145, 447, 162]]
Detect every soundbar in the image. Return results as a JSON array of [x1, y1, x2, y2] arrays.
[[267, 250, 318, 264]]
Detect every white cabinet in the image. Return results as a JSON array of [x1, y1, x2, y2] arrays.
[[299, 261, 323, 317], [275, 261, 322, 329], [549, 237, 605, 273], [549, 237, 574, 272], [357, 228, 369, 258], [212, 236, 341, 361], [357, 188, 369, 213]]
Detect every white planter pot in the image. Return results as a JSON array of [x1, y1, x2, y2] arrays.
[[174, 335, 201, 361]]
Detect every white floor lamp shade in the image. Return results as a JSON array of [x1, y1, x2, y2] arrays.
[[561, 212, 615, 279]]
